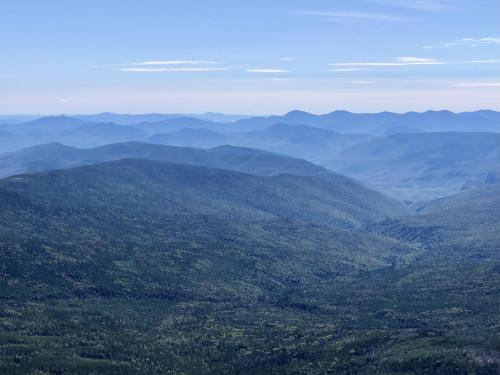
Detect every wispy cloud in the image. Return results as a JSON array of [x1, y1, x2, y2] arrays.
[[280, 57, 294, 62], [245, 69, 290, 73], [351, 80, 375, 84], [454, 82, 500, 88], [398, 56, 437, 62], [367, 0, 459, 12], [331, 57, 446, 67], [465, 59, 500, 63], [424, 37, 500, 48], [120, 67, 227, 72], [94, 59, 221, 71], [330, 68, 369, 72], [131, 60, 218, 66], [330, 56, 500, 67], [293, 10, 409, 22]]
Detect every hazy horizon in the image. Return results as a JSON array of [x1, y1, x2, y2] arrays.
[[1, 0, 499, 114], [1, 108, 499, 118]]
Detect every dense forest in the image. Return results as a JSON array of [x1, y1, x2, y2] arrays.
[[0, 135, 499, 374]]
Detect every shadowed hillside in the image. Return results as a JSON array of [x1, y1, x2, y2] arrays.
[[0, 158, 407, 227], [0, 142, 329, 179]]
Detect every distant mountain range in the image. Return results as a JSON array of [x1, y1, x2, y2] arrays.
[[2, 109, 499, 135], [0, 115, 41, 125], [150, 127, 500, 201], [1, 110, 499, 202], [230, 109, 500, 134], [149, 123, 375, 163], [0, 142, 328, 179], [1, 110, 498, 151], [75, 112, 251, 124], [0, 112, 250, 126]]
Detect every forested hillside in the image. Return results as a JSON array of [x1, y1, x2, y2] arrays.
[[0, 158, 498, 374]]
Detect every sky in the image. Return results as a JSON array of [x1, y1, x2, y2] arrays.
[[1, 0, 499, 114]]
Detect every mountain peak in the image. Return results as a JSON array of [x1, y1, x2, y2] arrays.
[[284, 110, 313, 117]]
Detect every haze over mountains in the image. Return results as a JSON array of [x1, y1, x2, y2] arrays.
[[1, 109, 498, 201], [331, 132, 500, 201], [0, 109, 499, 374], [0, 142, 328, 179], [2, 109, 499, 135]]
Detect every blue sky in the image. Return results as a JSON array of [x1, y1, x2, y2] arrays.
[[1, 0, 499, 114]]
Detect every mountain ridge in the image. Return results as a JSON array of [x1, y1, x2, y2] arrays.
[[0, 141, 330, 179], [2, 157, 408, 228]]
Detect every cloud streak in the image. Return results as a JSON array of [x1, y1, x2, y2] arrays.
[[96, 59, 226, 73], [424, 37, 500, 48], [94, 59, 221, 71], [330, 57, 500, 67], [330, 68, 369, 72], [331, 57, 446, 66], [293, 10, 409, 22], [245, 69, 290, 73], [131, 60, 218, 66], [398, 57, 437, 62], [120, 67, 227, 72], [367, 0, 459, 12]]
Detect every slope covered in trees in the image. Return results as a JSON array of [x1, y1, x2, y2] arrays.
[[0, 159, 498, 374]]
